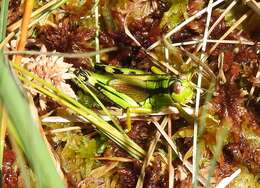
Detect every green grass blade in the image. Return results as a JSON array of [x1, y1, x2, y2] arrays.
[[0, 1, 65, 187], [0, 56, 66, 188], [0, 106, 7, 185], [9, 127, 32, 188], [0, 0, 9, 39]]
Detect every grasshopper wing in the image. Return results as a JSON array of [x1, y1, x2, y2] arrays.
[[109, 79, 150, 102], [112, 74, 173, 90]]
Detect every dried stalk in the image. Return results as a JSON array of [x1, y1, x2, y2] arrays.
[[13, 0, 34, 64], [244, 0, 260, 16]]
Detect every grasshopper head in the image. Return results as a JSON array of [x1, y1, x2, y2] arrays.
[[170, 80, 193, 104]]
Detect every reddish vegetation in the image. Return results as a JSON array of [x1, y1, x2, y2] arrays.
[[36, 20, 96, 68], [127, 121, 155, 149], [174, 176, 192, 188], [143, 155, 168, 188], [104, 121, 155, 158], [188, 0, 205, 15], [128, 18, 162, 48], [117, 155, 168, 188], [102, 122, 168, 188], [8, 0, 22, 25], [224, 140, 260, 173], [117, 162, 141, 188], [210, 48, 260, 174], [2, 149, 19, 188], [37, 21, 95, 52], [215, 160, 237, 181]]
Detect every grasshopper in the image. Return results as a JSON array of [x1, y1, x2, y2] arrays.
[[73, 64, 194, 131]]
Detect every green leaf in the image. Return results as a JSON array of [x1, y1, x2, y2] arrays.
[[96, 134, 107, 155], [241, 122, 260, 149], [0, 0, 9, 39], [58, 133, 97, 182], [229, 166, 260, 188], [160, 0, 188, 30], [0, 1, 65, 187]]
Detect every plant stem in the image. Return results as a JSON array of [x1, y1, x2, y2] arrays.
[[13, 0, 35, 64]]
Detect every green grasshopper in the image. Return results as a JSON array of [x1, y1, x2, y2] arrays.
[[74, 64, 194, 131]]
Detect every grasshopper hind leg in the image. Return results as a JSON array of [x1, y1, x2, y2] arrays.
[[126, 108, 132, 133], [125, 107, 153, 133]]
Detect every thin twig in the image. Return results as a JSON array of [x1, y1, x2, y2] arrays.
[[152, 119, 206, 186], [209, 10, 252, 54], [249, 64, 260, 96], [136, 117, 168, 188], [170, 39, 255, 47], [0, 32, 15, 49], [167, 115, 174, 188], [185, 0, 238, 65], [94, 0, 100, 63], [147, 0, 225, 50], [124, 13, 142, 47], [95, 157, 134, 163], [215, 168, 241, 188], [209, 0, 239, 36], [40, 105, 193, 123], [5, 47, 117, 57], [244, 0, 260, 16], [123, 3, 181, 75], [0, 107, 8, 167], [192, 0, 214, 187], [46, 126, 82, 134], [147, 51, 180, 75], [0, 9, 52, 50]]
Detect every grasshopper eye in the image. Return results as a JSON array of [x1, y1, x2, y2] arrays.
[[171, 80, 194, 104], [170, 81, 182, 94]]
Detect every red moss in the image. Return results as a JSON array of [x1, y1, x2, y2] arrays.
[[37, 22, 95, 52], [188, 0, 205, 15], [2, 149, 19, 188], [127, 121, 155, 150], [129, 18, 162, 48], [215, 161, 236, 181], [224, 139, 260, 173], [8, 0, 23, 25], [117, 155, 168, 188], [117, 161, 141, 188]]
